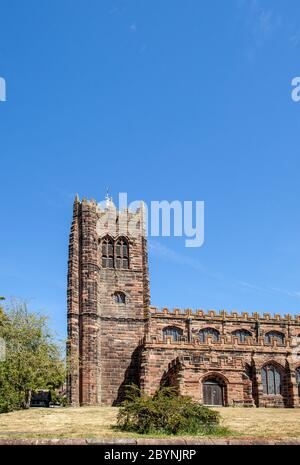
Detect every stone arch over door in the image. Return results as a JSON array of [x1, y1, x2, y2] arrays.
[[201, 373, 228, 407]]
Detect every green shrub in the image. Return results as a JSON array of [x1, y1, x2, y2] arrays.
[[117, 385, 228, 436], [49, 390, 68, 407]]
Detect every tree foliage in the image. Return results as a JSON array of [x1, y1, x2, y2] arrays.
[[0, 299, 65, 413], [117, 385, 228, 436]]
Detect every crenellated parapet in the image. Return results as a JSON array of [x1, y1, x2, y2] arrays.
[[95, 196, 147, 239], [148, 306, 300, 323]]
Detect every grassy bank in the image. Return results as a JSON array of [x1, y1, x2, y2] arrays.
[[0, 406, 299, 440]]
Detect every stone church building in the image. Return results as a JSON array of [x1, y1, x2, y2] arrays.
[[67, 196, 300, 408]]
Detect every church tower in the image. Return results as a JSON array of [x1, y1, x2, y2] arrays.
[[67, 195, 150, 405]]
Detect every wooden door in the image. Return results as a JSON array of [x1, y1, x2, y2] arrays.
[[203, 382, 223, 406]]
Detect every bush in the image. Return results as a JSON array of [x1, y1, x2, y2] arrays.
[[117, 386, 228, 436], [49, 390, 68, 407]]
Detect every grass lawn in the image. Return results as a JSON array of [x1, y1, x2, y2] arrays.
[[0, 406, 299, 440]]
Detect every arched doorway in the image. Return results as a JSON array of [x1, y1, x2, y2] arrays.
[[202, 376, 226, 406]]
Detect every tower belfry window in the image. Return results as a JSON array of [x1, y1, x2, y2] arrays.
[[102, 236, 114, 268], [115, 237, 129, 269]]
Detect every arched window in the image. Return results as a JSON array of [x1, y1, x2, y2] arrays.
[[232, 329, 252, 343], [296, 368, 300, 397], [163, 326, 183, 342], [115, 237, 129, 269], [265, 331, 285, 345], [101, 236, 114, 268], [199, 327, 220, 343], [114, 291, 126, 304], [261, 364, 282, 395]]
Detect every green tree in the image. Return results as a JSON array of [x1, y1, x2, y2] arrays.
[[0, 300, 65, 413]]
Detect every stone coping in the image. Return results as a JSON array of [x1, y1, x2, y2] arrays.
[[0, 437, 299, 445]]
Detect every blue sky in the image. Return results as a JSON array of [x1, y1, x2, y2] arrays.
[[0, 0, 300, 339]]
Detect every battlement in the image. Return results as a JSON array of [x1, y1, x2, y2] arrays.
[[149, 306, 300, 323], [77, 195, 145, 216], [73, 195, 147, 239]]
